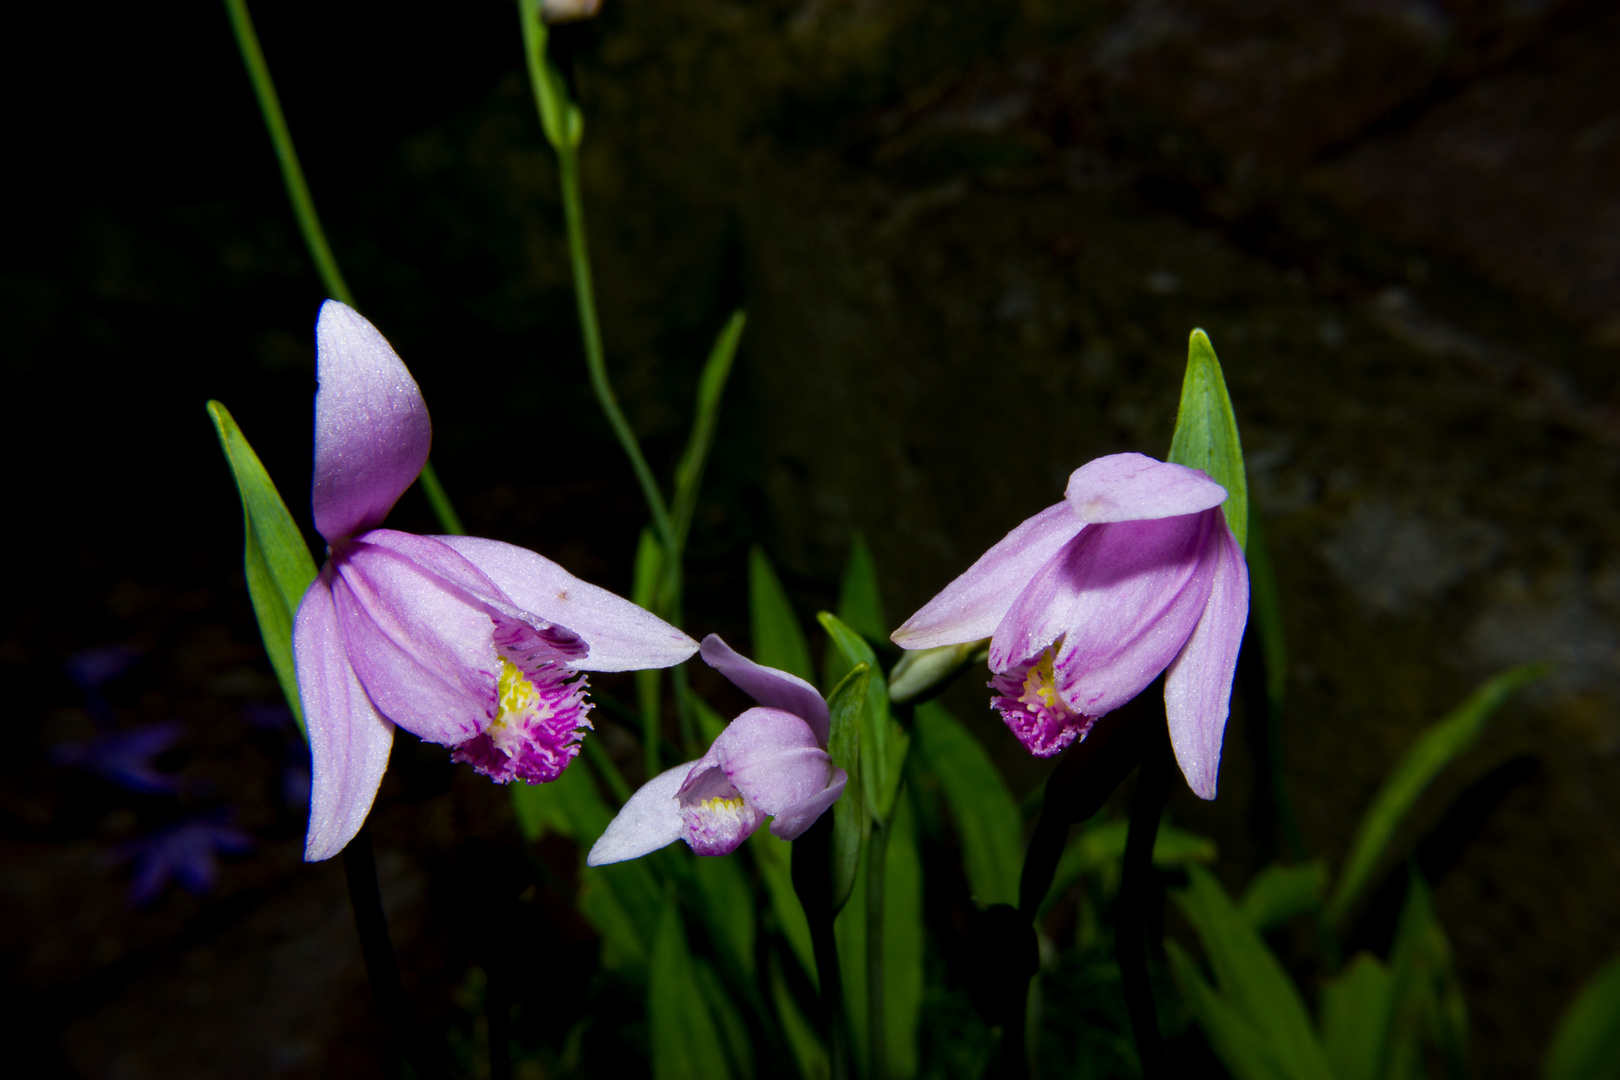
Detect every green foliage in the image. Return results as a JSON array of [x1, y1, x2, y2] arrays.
[[651, 902, 734, 1080], [1167, 329, 1248, 548], [1319, 954, 1396, 1080], [1327, 663, 1550, 926], [749, 546, 816, 683], [671, 311, 745, 552], [826, 663, 872, 914], [835, 533, 888, 645], [1544, 953, 1620, 1080], [207, 401, 318, 738], [1240, 862, 1328, 933], [911, 702, 1021, 907], [517, 2, 582, 151], [820, 612, 908, 826], [1040, 818, 1216, 918], [772, 953, 831, 1080]]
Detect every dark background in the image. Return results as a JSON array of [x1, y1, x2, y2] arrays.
[[4, 0, 1619, 1076]]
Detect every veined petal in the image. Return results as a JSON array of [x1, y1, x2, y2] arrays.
[[708, 707, 832, 816], [331, 541, 496, 746], [311, 302, 431, 544], [1164, 514, 1249, 800], [586, 762, 691, 866], [891, 501, 1084, 650], [296, 570, 395, 861], [700, 635, 830, 745], [436, 535, 698, 672], [1064, 453, 1227, 524], [768, 768, 847, 840]]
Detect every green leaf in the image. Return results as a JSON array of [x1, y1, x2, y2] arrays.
[[693, 851, 757, 981], [650, 902, 734, 1080], [1040, 818, 1216, 915], [771, 951, 831, 1080], [695, 958, 756, 1080], [820, 611, 906, 823], [752, 828, 817, 984], [671, 311, 745, 550], [1545, 953, 1620, 1080], [912, 702, 1020, 907], [1387, 871, 1466, 1080], [633, 527, 666, 774], [518, 2, 583, 152], [207, 401, 318, 739], [1327, 662, 1550, 925], [689, 690, 730, 747], [749, 546, 815, 683], [1320, 953, 1395, 1080], [836, 533, 887, 645], [1166, 329, 1248, 549], [1239, 862, 1328, 932], [825, 663, 871, 914], [1172, 865, 1334, 1080], [1167, 939, 1294, 1080]]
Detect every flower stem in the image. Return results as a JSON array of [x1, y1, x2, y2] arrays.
[[792, 812, 852, 1080], [222, 0, 463, 536], [340, 825, 449, 1079], [866, 818, 890, 1080], [1115, 728, 1171, 1078]]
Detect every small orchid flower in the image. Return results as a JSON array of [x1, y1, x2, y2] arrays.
[[587, 635, 848, 865], [892, 452, 1248, 799], [294, 301, 697, 861]]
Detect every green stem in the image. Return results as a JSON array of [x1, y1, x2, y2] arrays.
[[223, 0, 464, 536], [866, 818, 890, 1080]]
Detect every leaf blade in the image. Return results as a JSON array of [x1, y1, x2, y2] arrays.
[[1166, 329, 1248, 548]]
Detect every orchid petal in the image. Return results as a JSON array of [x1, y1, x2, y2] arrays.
[[700, 635, 830, 745], [295, 570, 395, 861], [331, 541, 496, 746], [891, 501, 1085, 650], [708, 707, 832, 815], [768, 767, 848, 840], [1164, 514, 1249, 800], [586, 762, 693, 866], [311, 302, 431, 544], [1063, 453, 1227, 524], [436, 535, 698, 672]]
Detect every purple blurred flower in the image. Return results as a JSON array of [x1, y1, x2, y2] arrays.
[[52, 721, 185, 795], [65, 645, 141, 693], [120, 813, 255, 907], [892, 453, 1248, 799], [294, 302, 697, 861], [587, 635, 847, 864]]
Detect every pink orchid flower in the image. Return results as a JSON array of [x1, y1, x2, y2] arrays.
[[891, 453, 1248, 799], [294, 301, 697, 860], [587, 635, 848, 864]]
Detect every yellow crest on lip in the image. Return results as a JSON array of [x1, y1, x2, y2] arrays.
[[493, 658, 541, 732], [1017, 647, 1064, 714]]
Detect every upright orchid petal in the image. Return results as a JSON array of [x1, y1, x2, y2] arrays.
[[1164, 515, 1249, 800], [701, 634, 830, 745], [891, 501, 1085, 649], [296, 572, 396, 862], [311, 301, 432, 544], [1064, 453, 1227, 524], [586, 763, 691, 865], [437, 535, 699, 672]]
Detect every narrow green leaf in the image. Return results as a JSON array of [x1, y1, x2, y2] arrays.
[[771, 951, 831, 1080], [689, 690, 730, 747], [1545, 953, 1620, 1080], [1166, 329, 1248, 549], [753, 828, 817, 984], [695, 958, 756, 1080], [1240, 862, 1328, 932], [912, 702, 1021, 907], [825, 663, 871, 913], [1040, 818, 1217, 915], [693, 852, 757, 981], [1320, 953, 1395, 1080], [1387, 871, 1466, 1080], [207, 401, 318, 738], [517, 1, 583, 152], [820, 611, 905, 822], [836, 533, 887, 645], [1172, 865, 1334, 1080], [1327, 662, 1550, 925], [633, 527, 665, 775], [750, 546, 815, 683], [1166, 939, 1293, 1080], [671, 311, 745, 549], [651, 902, 734, 1080]]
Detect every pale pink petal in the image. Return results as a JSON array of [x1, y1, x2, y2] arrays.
[[700, 635, 830, 745], [331, 542, 497, 746], [295, 570, 395, 862], [435, 535, 698, 673], [1164, 515, 1250, 800], [768, 768, 848, 840], [891, 501, 1084, 650], [1063, 453, 1227, 524], [707, 707, 832, 816], [311, 302, 431, 544], [585, 762, 692, 866]]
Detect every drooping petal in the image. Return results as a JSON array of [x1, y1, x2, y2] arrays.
[[586, 762, 692, 866], [330, 541, 497, 746], [295, 569, 396, 861], [891, 501, 1084, 650], [435, 535, 698, 672], [700, 635, 831, 745], [311, 302, 432, 544], [707, 707, 832, 815], [768, 768, 847, 841], [1063, 453, 1227, 524], [1164, 514, 1249, 800]]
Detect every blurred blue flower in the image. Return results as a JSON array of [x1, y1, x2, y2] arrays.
[[65, 644, 141, 728], [52, 721, 186, 795], [120, 814, 255, 907]]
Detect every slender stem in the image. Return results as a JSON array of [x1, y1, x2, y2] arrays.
[[1116, 734, 1171, 1079], [418, 460, 466, 536], [792, 813, 851, 1080], [866, 819, 889, 1080], [341, 826, 448, 1080]]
